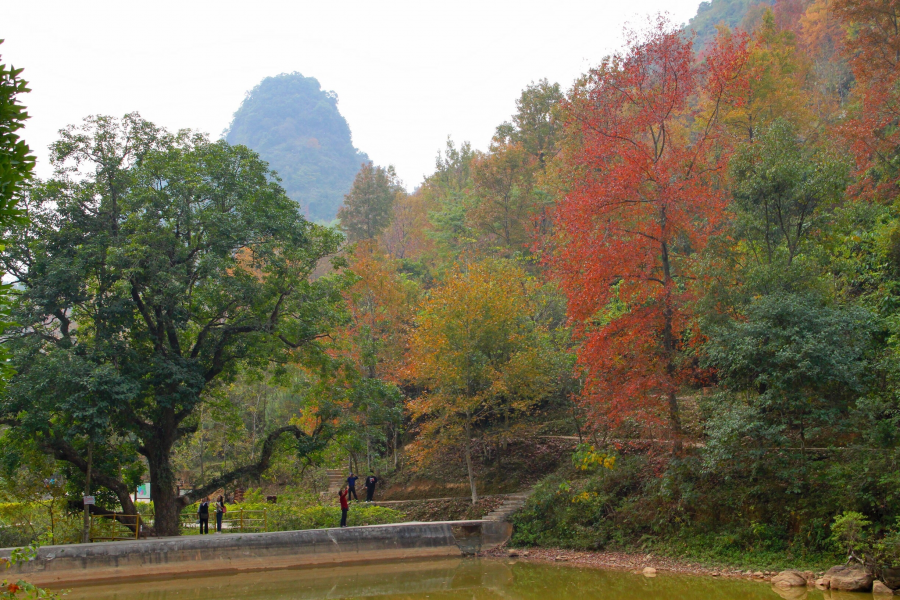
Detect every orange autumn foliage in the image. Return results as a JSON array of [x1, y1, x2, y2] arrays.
[[340, 242, 419, 384], [833, 0, 900, 197]]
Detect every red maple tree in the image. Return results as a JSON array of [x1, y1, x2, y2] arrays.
[[833, 0, 900, 198], [551, 16, 748, 440]]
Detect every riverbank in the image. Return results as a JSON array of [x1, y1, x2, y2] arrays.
[[481, 546, 829, 582]]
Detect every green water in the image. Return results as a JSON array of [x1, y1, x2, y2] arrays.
[[58, 558, 856, 600]]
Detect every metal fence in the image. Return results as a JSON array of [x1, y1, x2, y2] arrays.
[[180, 508, 267, 533], [90, 514, 142, 542]]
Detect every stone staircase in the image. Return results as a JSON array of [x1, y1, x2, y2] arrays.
[[325, 469, 345, 494], [484, 489, 532, 522]]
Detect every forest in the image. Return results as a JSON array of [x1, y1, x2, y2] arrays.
[[0, 0, 899, 573]]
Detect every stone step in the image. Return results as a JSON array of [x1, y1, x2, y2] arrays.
[[481, 487, 534, 522]]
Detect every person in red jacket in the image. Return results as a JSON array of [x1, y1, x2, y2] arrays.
[[338, 486, 349, 528]]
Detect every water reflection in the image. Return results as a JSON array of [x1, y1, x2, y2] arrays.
[[59, 557, 837, 600]]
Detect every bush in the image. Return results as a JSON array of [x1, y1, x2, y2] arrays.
[[510, 450, 851, 569], [0, 501, 81, 547], [274, 505, 406, 531], [176, 487, 406, 533]]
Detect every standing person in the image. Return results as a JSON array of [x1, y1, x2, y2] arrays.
[[215, 495, 226, 533], [347, 473, 359, 501], [338, 486, 350, 528], [198, 497, 210, 534], [364, 472, 378, 503]]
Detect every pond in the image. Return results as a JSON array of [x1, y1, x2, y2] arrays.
[[57, 557, 853, 600]]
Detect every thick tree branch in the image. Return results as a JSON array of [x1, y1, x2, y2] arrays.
[[176, 425, 325, 508], [40, 436, 143, 534]]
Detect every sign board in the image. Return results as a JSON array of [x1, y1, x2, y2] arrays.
[[136, 483, 151, 500], [83, 495, 95, 505]]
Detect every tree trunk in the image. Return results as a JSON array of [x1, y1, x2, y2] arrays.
[[659, 239, 683, 452], [570, 391, 584, 443], [464, 419, 478, 505], [147, 438, 180, 537], [392, 428, 399, 470]]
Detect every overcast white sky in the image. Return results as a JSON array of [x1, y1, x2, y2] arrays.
[[4, 0, 701, 189]]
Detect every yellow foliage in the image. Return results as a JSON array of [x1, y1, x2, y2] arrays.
[[405, 259, 554, 465]]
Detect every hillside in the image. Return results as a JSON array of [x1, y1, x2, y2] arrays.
[[225, 72, 368, 222], [688, 0, 775, 51]]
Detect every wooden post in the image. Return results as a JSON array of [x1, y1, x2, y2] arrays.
[[82, 442, 93, 544]]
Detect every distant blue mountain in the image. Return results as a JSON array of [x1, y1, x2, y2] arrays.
[[226, 73, 368, 222]]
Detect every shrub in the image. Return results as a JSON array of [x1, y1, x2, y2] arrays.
[[274, 505, 405, 531]]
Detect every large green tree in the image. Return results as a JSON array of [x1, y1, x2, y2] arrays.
[[0, 114, 350, 536]]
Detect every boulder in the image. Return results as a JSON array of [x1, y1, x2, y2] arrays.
[[772, 570, 807, 589], [873, 580, 895, 595], [642, 567, 657, 577], [884, 568, 900, 590], [813, 577, 829, 590], [825, 565, 873, 592]]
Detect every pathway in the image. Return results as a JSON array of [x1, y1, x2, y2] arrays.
[[483, 489, 533, 522], [325, 469, 345, 493]]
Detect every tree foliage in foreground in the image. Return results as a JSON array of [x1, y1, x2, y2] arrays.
[[0, 41, 33, 386], [0, 114, 350, 536]]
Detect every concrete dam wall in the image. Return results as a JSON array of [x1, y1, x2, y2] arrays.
[[0, 520, 513, 586]]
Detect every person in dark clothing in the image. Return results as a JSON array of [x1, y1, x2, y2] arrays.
[[198, 497, 210, 534], [214, 495, 226, 533], [347, 473, 359, 501], [339, 486, 350, 527], [364, 473, 378, 502]]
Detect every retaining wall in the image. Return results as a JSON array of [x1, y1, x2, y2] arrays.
[[0, 520, 512, 586]]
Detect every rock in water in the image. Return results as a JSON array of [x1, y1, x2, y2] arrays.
[[873, 580, 895, 595], [884, 568, 900, 590], [642, 567, 657, 577], [824, 565, 873, 592], [814, 577, 829, 590], [772, 570, 807, 588]]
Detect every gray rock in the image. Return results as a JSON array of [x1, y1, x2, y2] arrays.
[[825, 565, 873, 592]]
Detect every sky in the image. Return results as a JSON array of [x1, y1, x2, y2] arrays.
[[4, 0, 702, 190]]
